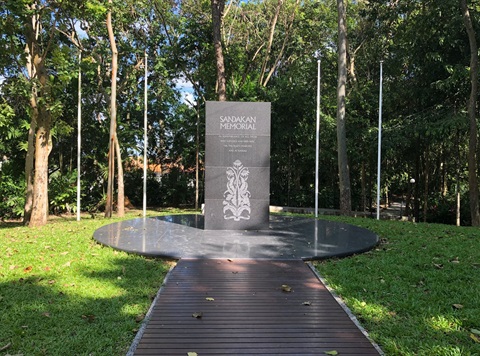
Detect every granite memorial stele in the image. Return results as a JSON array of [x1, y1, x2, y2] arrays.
[[205, 101, 271, 230]]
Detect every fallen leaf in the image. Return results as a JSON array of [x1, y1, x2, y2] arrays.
[[44, 266, 51, 271], [302, 301, 312, 306], [281, 284, 292, 292], [205, 297, 215, 301], [63, 261, 71, 267], [470, 328, 480, 336], [23, 266, 33, 273], [227, 258, 233, 262], [0, 343, 11, 352], [452, 304, 464, 310], [135, 314, 145, 322], [232, 271, 238, 274], [60, 251, 69, 256], [81, 314, 95, 323], [48, 280, 56, 285], [192, 312, 203, 319], [9, 265, 17, 270], [433, 263, 443, 269], [187, 352, 198, 356], [450, 257, 460, 263], [42, 312, 50, 318], [325, 351, 339, 355], [470, 333, 480, 343]]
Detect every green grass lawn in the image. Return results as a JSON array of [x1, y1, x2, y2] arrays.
[[0, 210, 173, 356], [315, 216, 480, 355], [1, 211, 479, 355]]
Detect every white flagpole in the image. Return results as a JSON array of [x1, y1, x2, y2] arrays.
[[77, 52, 82, 221], [143, 51, 148, 218], [315, 59, 321, 218], [376, 61, 384, 220]]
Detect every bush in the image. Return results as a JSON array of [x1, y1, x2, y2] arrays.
[[49, 170, 78, 214], [0, 165, 25, 219]]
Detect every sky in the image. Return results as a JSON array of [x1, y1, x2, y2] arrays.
[[174, 76, 195, 107]]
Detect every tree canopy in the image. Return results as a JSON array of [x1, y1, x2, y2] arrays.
[[1, 0, 480, 226]]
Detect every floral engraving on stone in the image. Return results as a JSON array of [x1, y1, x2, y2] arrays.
[[223, 160, 251, 221]]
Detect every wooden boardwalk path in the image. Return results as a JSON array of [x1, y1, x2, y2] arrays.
[[132, 259, 381, 355]]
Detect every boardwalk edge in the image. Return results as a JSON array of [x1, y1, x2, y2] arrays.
[[126, 262, 177, 356], [306, 262, 385, 355]]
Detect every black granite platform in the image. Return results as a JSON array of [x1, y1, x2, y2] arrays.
[[93, 214, 379, 260]]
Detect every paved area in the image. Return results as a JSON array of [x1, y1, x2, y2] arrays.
[[93, 214, 379, 260], [131, 259, 382, 355], [94, 215, 382, 354]]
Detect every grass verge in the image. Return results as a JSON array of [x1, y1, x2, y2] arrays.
[[314, 216, 480, 355], [2, 211, 479, 355], [0, 210, 175, 355]]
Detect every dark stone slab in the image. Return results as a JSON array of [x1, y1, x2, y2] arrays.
[[204, 200, 270, 230], [205, 167, 270, 200], [93, 214, 379, 260], [205, 135, 270, 168], [205, 101, 271, 230]]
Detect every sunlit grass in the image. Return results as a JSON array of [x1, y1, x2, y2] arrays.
[[2, 210, 479, 355], [0, 210, 172, 355], [315, 216, 480, 355]]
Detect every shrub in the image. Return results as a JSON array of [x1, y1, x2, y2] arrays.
[[0, 165, 25, 219]]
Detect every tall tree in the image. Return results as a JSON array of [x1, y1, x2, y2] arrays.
[[212, 0, 227, 101], [460, 0, 480, 226], [336, 0, 351, 214], [105, 0, 124, 217], [22, 1, 59, 226]]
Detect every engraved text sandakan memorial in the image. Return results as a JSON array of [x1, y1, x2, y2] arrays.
[[205, 101, 271, 230]]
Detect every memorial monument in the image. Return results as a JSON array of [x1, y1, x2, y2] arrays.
[[204, 101, 271, 230]]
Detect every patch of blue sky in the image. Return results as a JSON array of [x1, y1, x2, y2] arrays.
[[174, 76, 196, 106]]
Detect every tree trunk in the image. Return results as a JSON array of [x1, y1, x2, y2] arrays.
[[24, 3, 52, 227], [423, 149, 429, 223], [460, 0, 480, 226], [455, 131, 461, 226], [105, 1, 118, 218], [29, 116, 51, 227], [24, 89, 37, 225], [212, 0, 227, 101], [361, 161, 366, 212], [336, 0, 351, 214], [260, 0, 282, 86], [115, 136, 124, 216], [195, 104, 200, 210]]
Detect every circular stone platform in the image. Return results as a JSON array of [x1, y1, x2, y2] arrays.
[[93, 214, 379, 260]]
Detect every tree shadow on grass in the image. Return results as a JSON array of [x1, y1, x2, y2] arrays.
[[0, 221, 23, 230], [0, 255, 172, 355]]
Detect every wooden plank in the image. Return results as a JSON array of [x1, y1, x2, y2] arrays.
[[133, 259, 381, 355]]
